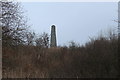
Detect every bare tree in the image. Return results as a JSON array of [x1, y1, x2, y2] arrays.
[[35, 32, 49, 48], [1, 1, 28, 46], [25, 31, 35, 46], [69, 41, 79, 48]]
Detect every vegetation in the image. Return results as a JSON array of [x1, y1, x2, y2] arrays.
[[1, 1, 119, 78], [2, 31, 118, 78]]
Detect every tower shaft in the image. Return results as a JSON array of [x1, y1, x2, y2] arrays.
[[50, 25, 57, 47]]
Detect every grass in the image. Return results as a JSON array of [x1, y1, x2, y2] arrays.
[[2, 35, 118, 78]]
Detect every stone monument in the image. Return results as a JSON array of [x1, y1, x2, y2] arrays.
[[50, 25, 57, 47]]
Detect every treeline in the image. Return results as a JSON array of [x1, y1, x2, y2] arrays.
[[1, 1, 49, 48], [1, 1, 119, 78]]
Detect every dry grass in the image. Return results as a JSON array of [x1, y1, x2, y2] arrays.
[[2, 36, 118, 78]]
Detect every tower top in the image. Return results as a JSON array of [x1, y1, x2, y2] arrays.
[[51, 25, 56, 29]]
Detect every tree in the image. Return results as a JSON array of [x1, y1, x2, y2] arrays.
[[69, 41, 78, 48], [25, 31, 35, 46], [35, 32, 49, 48], [1, 1, 28, 46]]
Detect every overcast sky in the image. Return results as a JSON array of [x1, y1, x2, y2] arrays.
[[21, 2, 117, 46]]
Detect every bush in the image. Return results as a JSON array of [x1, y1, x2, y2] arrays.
[[2, 31, 118, 78]]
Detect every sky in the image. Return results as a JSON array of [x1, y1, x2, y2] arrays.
[[21, 2, 118, 46]]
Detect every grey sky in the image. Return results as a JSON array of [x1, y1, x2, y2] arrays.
[[21, 2, 117, 46]]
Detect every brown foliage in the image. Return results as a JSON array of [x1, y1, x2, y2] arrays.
[[2, 28, 118, 78], [2, 35, 118, 78]]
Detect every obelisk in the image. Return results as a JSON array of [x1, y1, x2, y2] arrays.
[[50, 25, 57, 47]]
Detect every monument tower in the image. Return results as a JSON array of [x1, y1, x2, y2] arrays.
[[50, 25, 57, 47]]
